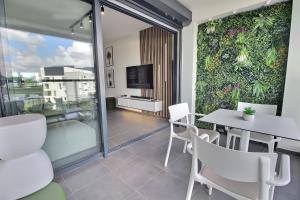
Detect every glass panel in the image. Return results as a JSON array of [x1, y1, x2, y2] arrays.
[[0, 0, 9, 117], [1, 0, 100, 169]]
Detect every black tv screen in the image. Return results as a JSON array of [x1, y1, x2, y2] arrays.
[[126, 64, 153, 89]]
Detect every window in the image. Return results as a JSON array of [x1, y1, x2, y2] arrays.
[[44, 91, 51, 96], [1, 0, 100, 170]]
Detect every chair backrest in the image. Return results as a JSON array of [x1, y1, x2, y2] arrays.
[[168, 102, 190, 122], [0, 114, 53, 200], [191, 133, 278, 183], [237, 102, 277, 115]]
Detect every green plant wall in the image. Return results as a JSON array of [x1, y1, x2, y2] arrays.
[[195, 1, 292, 120]]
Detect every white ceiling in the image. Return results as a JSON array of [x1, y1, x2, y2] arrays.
[[4, 0, 151, 43], [101, 7, 151, 44], [5, 0, 93, 41], [178, 0, 286, 23]]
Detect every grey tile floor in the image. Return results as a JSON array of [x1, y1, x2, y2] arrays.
[[107, 109, 169, 149], [56, 127, 300, 200]]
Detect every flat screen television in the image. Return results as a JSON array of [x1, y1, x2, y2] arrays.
[[126, 64, 153, 89]]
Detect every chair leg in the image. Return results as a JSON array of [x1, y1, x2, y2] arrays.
[[164, 136, 173, 167], [186, 176, 195, 200], [270, 185, 275, 200], [268, 142, 274, 153], [232, 136, 236, 150], [183, 140, 188, 153], [216, 136, 220, 146], [208, 185, 213, 196], [226, 134, 232, 149]]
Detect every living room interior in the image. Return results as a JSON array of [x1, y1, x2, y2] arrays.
[[101, 6, 175, 150]]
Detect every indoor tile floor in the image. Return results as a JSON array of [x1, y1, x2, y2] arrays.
[[56, 128, 300, 200], [107, 109, 169, 149]]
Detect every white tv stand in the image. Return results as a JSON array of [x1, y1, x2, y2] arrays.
[[117, 96, 162, 112]]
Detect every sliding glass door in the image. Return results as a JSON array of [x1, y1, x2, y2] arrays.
[[0, 0, 101, 169]]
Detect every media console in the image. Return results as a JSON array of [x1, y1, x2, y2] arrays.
[[117, 96, 162, 112]]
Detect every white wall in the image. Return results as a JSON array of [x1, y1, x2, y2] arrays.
[[179, 0, 270, 24], [279, 0, 300, 152], [105, 32, 141, 97]]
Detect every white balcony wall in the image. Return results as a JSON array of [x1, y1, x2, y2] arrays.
[[280, 0, 300, 152]]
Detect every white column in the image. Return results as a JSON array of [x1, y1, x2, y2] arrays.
[[280, 1, 300, 152], [181, 22, 197, 114]]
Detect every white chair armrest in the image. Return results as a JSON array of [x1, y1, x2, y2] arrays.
[[188, 113, 206, 117], [186, 142, 193, 154], [273, 137, 282, 142], [199, 133, 210, 142], [169, 120, 198, 134], [186, 133, 210, 154], [189, 113, 217, 130], [267, 154, 290, 187]]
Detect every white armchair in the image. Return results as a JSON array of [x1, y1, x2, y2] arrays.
[[164, 103, 220, 167], [186, 133, 291, 200]]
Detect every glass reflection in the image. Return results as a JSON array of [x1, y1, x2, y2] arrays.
[[0, 0, 100, 169]]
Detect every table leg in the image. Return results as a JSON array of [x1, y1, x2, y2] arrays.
[[274, 136, 278, 151], [239, 130, 250, 152]]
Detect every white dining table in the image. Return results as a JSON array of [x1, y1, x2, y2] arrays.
[[199, 109, 300, 151]]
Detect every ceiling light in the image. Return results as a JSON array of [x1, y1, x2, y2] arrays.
[[233, 10, 237, 14], [266, 0, 272, 5], [101, 5, 105, 15], [79, 21, 84, 29], [71, 28, 75, 35], [89, 13, 92, 23]]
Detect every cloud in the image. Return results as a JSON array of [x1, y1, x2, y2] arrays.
[[10, 51, 44, 71], [46, 41, 93, 68], [4, 28, 45, 46], [1, 28, 45, 72], [1, 28, 93, 73]]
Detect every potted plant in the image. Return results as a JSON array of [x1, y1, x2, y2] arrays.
[[243, 107, 256, 121]]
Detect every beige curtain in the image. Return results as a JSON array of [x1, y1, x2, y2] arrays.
[[140, 27, 173, 118]]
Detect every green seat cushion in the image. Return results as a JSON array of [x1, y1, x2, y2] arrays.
[[21, 182, 66, 200]]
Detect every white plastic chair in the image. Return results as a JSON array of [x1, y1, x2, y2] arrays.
[[186, 133, 291, 200], [164, 103, 220, 167], [226, 102, 281, 152]]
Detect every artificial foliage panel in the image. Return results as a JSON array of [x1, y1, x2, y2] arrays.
[[195, 1, 292, 120]]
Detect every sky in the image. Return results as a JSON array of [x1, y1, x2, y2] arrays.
[[1, 28, 94, 78]]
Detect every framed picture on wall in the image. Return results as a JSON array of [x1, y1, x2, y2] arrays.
[[105, 69, 115, 88], [105, 46, 113, 67]]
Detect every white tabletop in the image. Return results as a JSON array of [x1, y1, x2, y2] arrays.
[[200, 109, 300, 141]]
